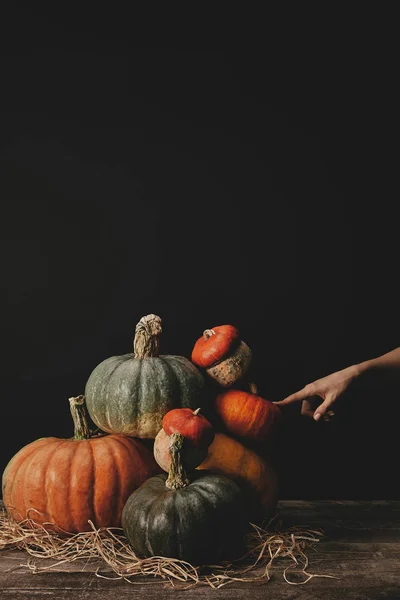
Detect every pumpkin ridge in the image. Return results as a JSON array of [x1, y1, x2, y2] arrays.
[[137, 355, 145, 426], [2, 438, 53, 518], [92, 357, 128, 432], [145, 486, 173, 557], [98, 435, 122, 527], [46, 440, 74, 531], [110, 358, 139, 433], [23, 440, 65, 525], [136, 359, 162, 436], [157, 355, 178, 396], [106, 358, 136, 432], [68, 441, 89, 532], [122, 356, 142, 432], [68, 444, 75, 531], [103, 436, 126, 526], [123, 479, 165, 556], [86, 440, 97, 527], [6, 441, 39, 521], [162, 356, 199, 409], [176, 491, 189, 560], [244, 392, 262, 437]]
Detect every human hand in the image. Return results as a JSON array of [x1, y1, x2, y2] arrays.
[[274, 365, 360, 421]]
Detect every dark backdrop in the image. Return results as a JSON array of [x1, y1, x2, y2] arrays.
[[1, 9, 399, 500]]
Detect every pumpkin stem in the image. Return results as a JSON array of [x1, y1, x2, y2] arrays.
[[249, 381, 258, 395], [165, 433, 190, 489], [203, 329, 216, 340], [192, 407, 201, 416], [69, 395, 91, 440], [134, 314, 162, 358]]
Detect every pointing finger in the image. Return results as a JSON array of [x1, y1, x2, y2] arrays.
[[274, 387, 313, 406]]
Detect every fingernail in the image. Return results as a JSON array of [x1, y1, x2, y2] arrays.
[[314, 412, 321, 421]]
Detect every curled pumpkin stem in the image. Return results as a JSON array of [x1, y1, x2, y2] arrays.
[[249, 381, 258, 395], [134, 314, 162, 358], [203, 329, 216, 340], [166, 433, 190, 490]]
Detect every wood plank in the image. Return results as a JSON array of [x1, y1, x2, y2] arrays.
[[1, 500, 400, 598], [1, 570, 399, 600]]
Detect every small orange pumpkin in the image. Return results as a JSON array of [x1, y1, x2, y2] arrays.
[[196, 431, 278, 523], [191, 324, 252, 387], [214, 386, 282, 443], [1, 396, 162, 533], [154, 407, 214, 472]]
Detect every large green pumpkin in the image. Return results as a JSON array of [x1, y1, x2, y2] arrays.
[[122, 433, 249, 565], [85, 314, 206, 438]]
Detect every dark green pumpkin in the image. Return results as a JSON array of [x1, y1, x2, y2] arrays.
[[121, 433, 249, 565], [85, 315, 205, 438]]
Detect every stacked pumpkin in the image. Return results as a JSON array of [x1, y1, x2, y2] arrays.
[[2, 314, 282, 566]]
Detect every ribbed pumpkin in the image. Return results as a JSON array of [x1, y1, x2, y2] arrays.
[[122, 433, 249, 565], [2, 396, 162, 533], [196, 432, 278, 523], [85, 314, 205, 438], [214, 385, 282, 443], [154, 407, 215, 472], [191, 324, 252, 387]]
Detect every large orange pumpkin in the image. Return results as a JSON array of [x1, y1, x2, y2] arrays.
[[196, 432, 278, 523], [2, 396, 162, 533], [214, 387, 282, 443]]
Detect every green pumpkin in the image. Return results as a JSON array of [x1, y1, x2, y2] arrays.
[[85, 315, 206, 438], [122, 433, 249, 565]]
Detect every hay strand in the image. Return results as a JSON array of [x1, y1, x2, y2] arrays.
[[0, 507, 338, 589]]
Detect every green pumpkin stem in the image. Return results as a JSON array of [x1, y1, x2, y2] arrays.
[[134, 314, 162, 358], [166, 433, 190, 490], [69, 395, 91, 440]]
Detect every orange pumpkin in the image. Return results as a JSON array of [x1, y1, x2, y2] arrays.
[[2, 396, 162, 533], [196, 432, 278, 523], [191, 324, 252, 387], [214, 387, 282, 443], [162, 407, 214, 449], [154, 407, 215, 472]]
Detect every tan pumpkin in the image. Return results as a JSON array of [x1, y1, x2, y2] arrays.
[[196, 432, 278, 523], [191, 324, 252, 387]]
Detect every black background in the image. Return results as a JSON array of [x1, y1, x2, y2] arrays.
[[1, 7, 399, 500]]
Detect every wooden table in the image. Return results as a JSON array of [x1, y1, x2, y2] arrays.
[[1, 500, 400, 599]]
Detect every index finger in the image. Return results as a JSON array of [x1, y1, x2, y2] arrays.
[[274, 388, 312, 406]]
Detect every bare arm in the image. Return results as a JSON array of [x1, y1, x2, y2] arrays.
[[274, 347, 400, 421], [357, 347, 400, 373]]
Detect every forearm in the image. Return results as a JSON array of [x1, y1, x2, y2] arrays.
[[355, 347, 400, 375]]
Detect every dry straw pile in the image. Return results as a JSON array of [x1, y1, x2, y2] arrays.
[[0, 508, 337, 589]]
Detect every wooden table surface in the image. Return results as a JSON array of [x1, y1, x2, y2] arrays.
[[1, 500, 400, 599]]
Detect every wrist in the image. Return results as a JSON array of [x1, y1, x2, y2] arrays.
[[353, 360, 372, 377]]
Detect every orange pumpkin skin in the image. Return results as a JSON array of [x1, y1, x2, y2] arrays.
[[191, 325, 252, 387], [214, 389, 282, 443], [2, 434, 162, 533], [162, 408, 214, 449], [192, 325, 240, 368], [196, 432, 278, 523]]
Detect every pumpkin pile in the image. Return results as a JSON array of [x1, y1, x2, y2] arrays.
[[1, 313, 283, 567]]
